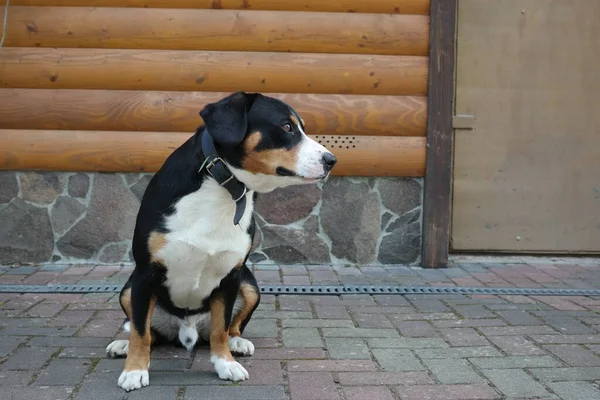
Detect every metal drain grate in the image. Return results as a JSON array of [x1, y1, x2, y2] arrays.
[[0, 284, 599, 296]]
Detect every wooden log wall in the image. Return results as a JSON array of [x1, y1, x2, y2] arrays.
[[0, 0, 430, 176]]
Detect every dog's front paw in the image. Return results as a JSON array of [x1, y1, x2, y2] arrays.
[[211, 356, 249, 381], [117, 369, 149, 391], [229, 336, 255, 356], [106, 339, 129, 358]]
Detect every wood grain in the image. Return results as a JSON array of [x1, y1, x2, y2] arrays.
[[0, 130, 426, 176], [0, 89, 427, 137], [9, 0, 431, 14], [0, 48, 428, 96], [3, 7, 429, 56], [421, 0, 457, 268]]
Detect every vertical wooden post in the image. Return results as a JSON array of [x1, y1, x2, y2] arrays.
[[421, 0, 457, 268]]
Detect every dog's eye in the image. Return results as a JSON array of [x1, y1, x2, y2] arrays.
[[282, 123, 293, 133]]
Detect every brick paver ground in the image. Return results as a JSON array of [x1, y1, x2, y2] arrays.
[[1, 258, 600, 399]]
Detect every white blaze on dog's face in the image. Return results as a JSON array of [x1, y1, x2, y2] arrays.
[[201, 92, 337, 193]]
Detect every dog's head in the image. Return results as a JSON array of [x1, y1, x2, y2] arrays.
[[199, 91, 337, 193]]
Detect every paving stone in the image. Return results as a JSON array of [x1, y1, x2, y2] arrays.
[[27, 336, 110, 347], [283, 275, 311, 285], [497, 310, 543, 325], [546, 381, 600, 400], [185, 385, 287, 400], [0, 336, 27, 357], [393, 321, 439, 338], [544, 344, 600, 366], [367, 338, 448, 349], [322, 328, 399, 338], [481, 369, 553, 398], [59, 347, 107, 358], [288, 360, 377, 372], [432, 318, 507, 328], [315, 306, 350, 319], [543, 316, 596, 334], [24, 302, 65, 318], [395, 383, 500, 400], [406, 298, 450, 313], [354, 313, 394, 329], [1, 326, 77, 336], [325, 338, 371, 360], [469, 356, 563, 369], [422, 358, 485, 384], [343, 386, 394, 400], [283, 328, 323, 348], [79, 318, 122, 338], [451, 304, 495, 319], [77, 379, 179, 400], [374, 295, 411, 307], [279, 297, 311, 311], [288, 372, 340, 400], [0, 346, 56, 370], [371, 348, 425, 371], [529, 334, 600, 344], [0, 370, 35, 385], [337, 371, 434, 385], [254, 311, 313, 319], [479, 325, 557, 336], [439, 327, 489, 347], [238, 359, 284, 385], [530, 367, 600, 381], [244, 319, 278, 338], [3, 386, 74, 400], [34, 358, 91, 385], [416, 347, 502, 359], [282, 319, 354, 328], [251, 348, 326, 360], [487, 335, 546, 356]]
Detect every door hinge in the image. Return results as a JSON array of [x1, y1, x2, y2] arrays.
[[453, 114, 475, 130]]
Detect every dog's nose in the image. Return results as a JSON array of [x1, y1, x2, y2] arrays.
[[322, 153, 337, 170]]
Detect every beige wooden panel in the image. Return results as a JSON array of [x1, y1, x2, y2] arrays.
[[452, 0, 600, 252]]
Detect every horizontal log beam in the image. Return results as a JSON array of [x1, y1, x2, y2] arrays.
[[4, 7, 429, 56], [9, 0, 431, 14], [0, 130, 426, 176], [0, 48, 428, 96], [0, 89, 427, 137]]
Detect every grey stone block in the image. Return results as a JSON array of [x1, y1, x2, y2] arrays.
[[547, 381, 600, 400], [322, 328, 399, 338], [244, 319, 277, 338], [184, 385, 287, 399], [0, 347, 56, 370], [372, 349, 425, 371], [469, 356, 563, 369], [282, 328, 323, 348], [367, 338, 448, 349], [422, 358, 484, 384], [530, 367, 600, 381], [326, 338, 371, 360], [3, 386, 74, 400], [481, 369, 553, 398], [34, 358, 91, 385], [416, 347, 502, 359]]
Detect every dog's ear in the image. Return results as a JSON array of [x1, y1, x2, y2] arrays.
[[199, 91, 259, 147]]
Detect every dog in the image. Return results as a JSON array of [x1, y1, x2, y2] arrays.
[[105, 92, 337, 391]]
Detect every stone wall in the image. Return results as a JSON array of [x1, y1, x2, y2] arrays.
[[0, 172, 423, 266]]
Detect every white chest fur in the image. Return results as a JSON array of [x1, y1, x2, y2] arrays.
[[154, 178, 254, 310]]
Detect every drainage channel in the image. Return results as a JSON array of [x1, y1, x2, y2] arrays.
[[0, 284, 599, 296]]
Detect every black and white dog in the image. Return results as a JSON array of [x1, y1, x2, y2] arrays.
[[105, 92, 337, 391]]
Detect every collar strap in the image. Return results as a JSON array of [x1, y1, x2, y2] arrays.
[[199, 131, 248, 225]]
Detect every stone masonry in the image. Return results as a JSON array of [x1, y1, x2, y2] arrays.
[[0, 172, 423, 266]]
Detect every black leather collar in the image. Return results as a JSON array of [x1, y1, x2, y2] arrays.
[[199, 131, 248, 225]]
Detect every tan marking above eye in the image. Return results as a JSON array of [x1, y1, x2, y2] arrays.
[[290, 114, 299, 127], [242, 131, 300, 175]]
